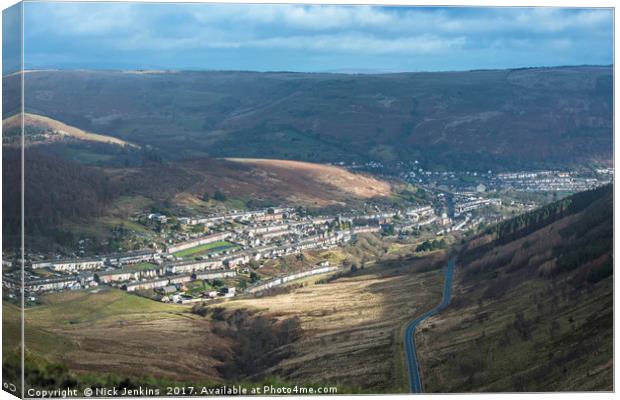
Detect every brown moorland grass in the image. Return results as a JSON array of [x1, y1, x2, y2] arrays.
[[113, 157, 394, 208], [222, 254, 447, 392], [12, 252, 447, 392], [226, 158, 391, 205], [18, 289, 227, 382], [3, 113, 137, 147]]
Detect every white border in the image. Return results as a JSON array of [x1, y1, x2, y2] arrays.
[[0, 2, 616, 400]]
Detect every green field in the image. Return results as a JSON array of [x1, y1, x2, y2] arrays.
[[173, 240, 237, 257], [4, 289, 186, 357]]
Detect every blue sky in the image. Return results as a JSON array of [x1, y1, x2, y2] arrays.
[[19, 3, 614, 72]]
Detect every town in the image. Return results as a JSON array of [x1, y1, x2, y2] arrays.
[[345, 160, 613, 193], [3, 166, 613, 307], [3, 199, 497, 305]]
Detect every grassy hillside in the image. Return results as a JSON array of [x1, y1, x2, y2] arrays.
[[415, 185, 613, 392], [2, 113, 137, 147], [6, 248, 449, 393], [226, 158, 391, 204], [15, 66, 612, 171], [4, 289, 314, 392]]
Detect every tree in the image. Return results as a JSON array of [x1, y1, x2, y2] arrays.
[[250, 272, 259, 283], [191, 223, 205, 233], [382, 224, 395, 235], [213, 190, 227, 202], [202, 192, 210, 202]]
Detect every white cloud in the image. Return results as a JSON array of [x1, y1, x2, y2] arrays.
[[113, 30, 465, 55], [189, 5, 612, 35], [191, 5, 397, 30], [23, 3, 611, 62], [25, 3, 142, 36], [243, 33, 466, 54]]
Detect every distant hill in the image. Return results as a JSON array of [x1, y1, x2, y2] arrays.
[[110, 156, 393, 208], [2, 113, 138, 147], [9, 66, 612, 171], [416, 184, 613, 391]]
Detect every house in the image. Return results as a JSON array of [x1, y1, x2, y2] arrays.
[[166, 231, 232, 254], [224, 254, 250, 268], [316, 260, 330, 268], [25, 276, 80, 292], [106, 250, 160, 267], [194, 269, 236, 280], [262, 228, 293, 239], [147, 213, 168, 224], [139, 265, 166, 279], [96, 270, 138, 284], [168, 273, 192, 285], [31, 261, 52, 269], [77, 272, 95, 285], [165, 259, 223, 274], [254, 213, 283, 222], [246, 266, 337, 294], [124, 277, 169, 292], [159, 285, 177, 294], [351, 226, 381, 234], [48, 258, 105, 273]]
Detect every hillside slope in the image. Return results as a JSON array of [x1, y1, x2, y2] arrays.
[[3, 149, 394, 252], [13, 66, 612, 170], [110, 157, 393, 208], [226, 158, 391, 203], [416, 185, 613, 392], [2, 113, 137, 147]]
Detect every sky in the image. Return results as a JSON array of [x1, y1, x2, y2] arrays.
[[13, 2, 615, 73]]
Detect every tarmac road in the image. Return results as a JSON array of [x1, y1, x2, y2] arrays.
[[404, 257, 456, 393]]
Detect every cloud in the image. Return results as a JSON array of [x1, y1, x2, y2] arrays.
[[190, 5, 612, 35], [113, 30, 466, 55], [190, 5, 396, 30], [22, 3, 613, 71], [242, 34, 466, 54], [25, 3, 141, 36]]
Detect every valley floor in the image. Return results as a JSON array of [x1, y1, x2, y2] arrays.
[[5, 251, 448, 393]]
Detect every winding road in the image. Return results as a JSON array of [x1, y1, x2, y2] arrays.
[[404, 257, 456, 393]]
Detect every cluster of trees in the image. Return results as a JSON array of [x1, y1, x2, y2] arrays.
[[249, 271, 259, 283], [490, 184, 612, 245], [202, 190, 227, 202], [191, 308, 301, 380], [416, 239, 446, 252], [3, 149, 120, 250]]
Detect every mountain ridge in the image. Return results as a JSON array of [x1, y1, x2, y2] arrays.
[[5, 65, 611, 171]]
